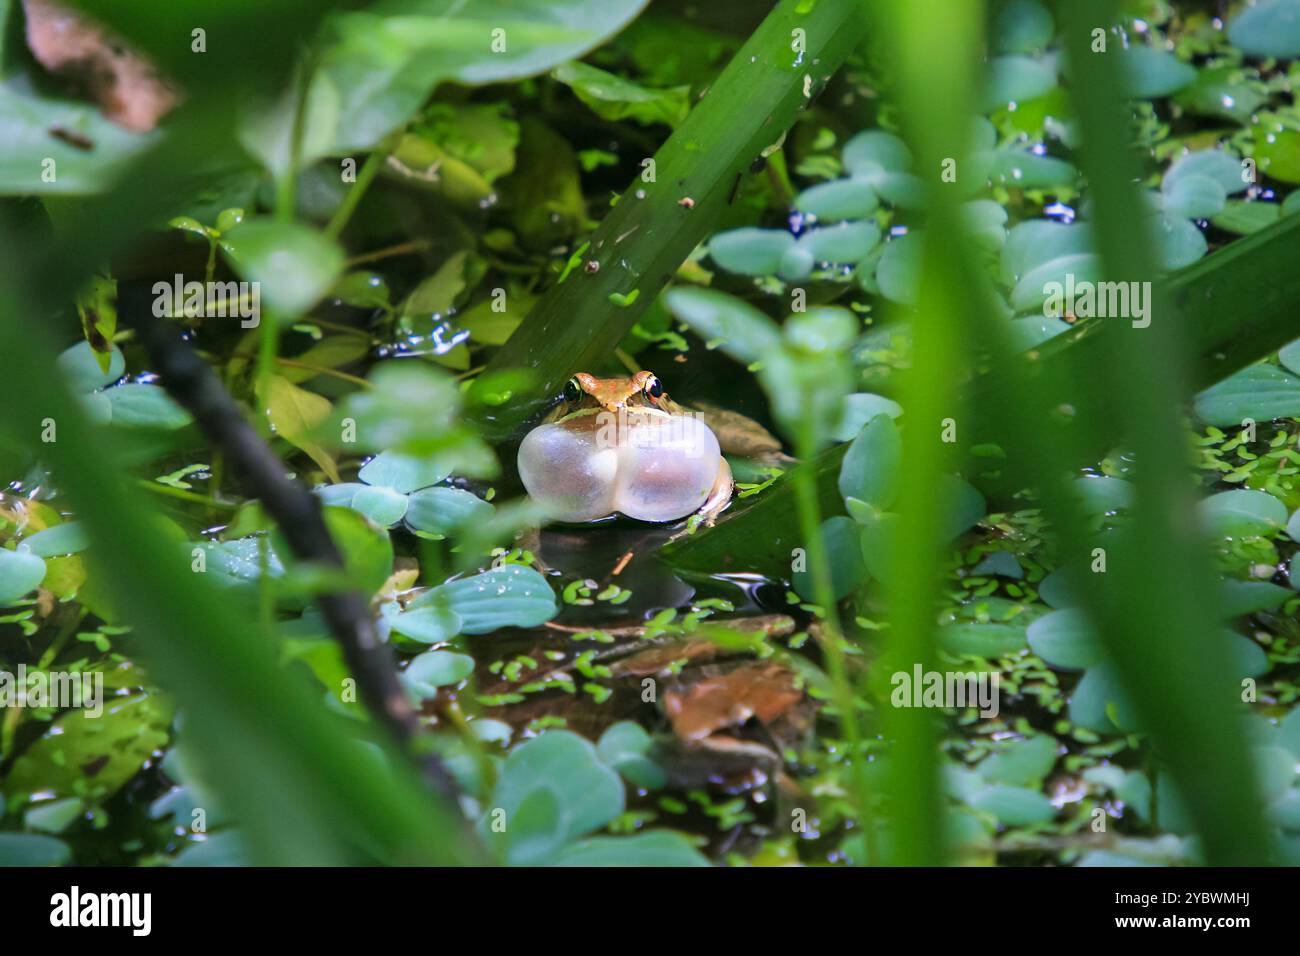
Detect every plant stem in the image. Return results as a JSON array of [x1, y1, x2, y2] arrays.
[[323, 137, 396, 241], [791, 429, 877, 865]]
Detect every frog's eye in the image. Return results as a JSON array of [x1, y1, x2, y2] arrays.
[[563, 378, 582, 403], [644, 375, 664, 401]]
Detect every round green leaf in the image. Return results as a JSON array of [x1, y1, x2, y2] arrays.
[[937, 622, 1028, 657], [833, 393, 903, 441], [979, 734, 1059, 787], [1027, 609, 1105, 670], [1194, 364, 1300, 425], [1279, 338, 1300, 376], [796, 221, 881, 263], [420, 565, 558, 633], [403, 650, 475, 695], [105, 384, 193, 430], [793, 516, 866, 601], [1162, 173, 1227, 219], [405, 486, 494, 536], [839, 413, 901, 510], [984, 55, 1057, 111], [795, 177, 879, 222], [993, 0, 1054, 54], [21, 522, 90, 557], [875, 233, 924, 305], [1229, 0, 1300, 58], [221, 219, 345, 319], [1163, 148, 1249, 198], [553, 831, 710, 866], [486, 731, 624, 846], [1120, 46, 1196, 98], [383, 602, 463, 644], [349, 485, 409, 527], [969, 785, 1057, 826], [663, 287, 781, 364], [57, 342, 124, 394], [707, 227, 795, 276], [1199, 489, 1289, 537], [990, 151, 1077, 190], [0, 547, 47, 603], [0, 833, 71, 867], [842, 130, 912, 176], [358, 450, 452, 494]]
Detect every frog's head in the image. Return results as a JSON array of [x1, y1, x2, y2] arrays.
[[553, 370, 671, 421]]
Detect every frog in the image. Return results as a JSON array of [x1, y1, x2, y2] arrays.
[[517, 370, 734, 525]]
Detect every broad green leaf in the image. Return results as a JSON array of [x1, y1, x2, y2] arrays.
[[1010, 252, 1103, 312], [1027, 608, 1105, 670], [979, 734, 1059, 787], [6, 693, 173, 804], [839, 413, 901, 510], [104, 384, 192, 430], [1219, 580, 1291, 617], [417, 565, 557, 633], [57, 342, 125, 393], [1194, 364, 1300, 425], [707, 227, 795, 276], [793, 515, 866, 601], [0, 547, 47, 603], [937, 622, 1027, 657], [404, 486, 494, 536], [939, 475, 986, 539], [1120, 46, 1195, 98], [1228, 0, 1300, 58], [402, 650, 475, 696], [0, 83, 152, 195], [322, 0, 649, 151], [1162, 173, 1227, 220], [358, 450, 452, 494], [21, 522, 90, 557], [983, 55, 1057, 111], [1001, 220, 1093, 285], [663, 287, 781, 364], [834, 393, 903, 441], [1071, 475, 1134, 516], [383, 601, 463, 644], [552, 61, 689, 127], [796, 221, 881, 263], [221, 219, 344, 320], [969, 785, 1056, 826], [1211, 200, 1280, 236], [989, 151, 1076, 190], [875, 233, 923, 305], [553, 831, 710, 866], [1163, 148, 1249, 198], [1279, 339, 1300, 376], [484, 731, 624, 851], [0, 833, 71, 867], [596, 720, 666, 789], [349, 485, 409, 527], [842, 130, 912, 176], [794, 178, 879, 222], [260, 375, 338, 482], [992, 0, 1054, 54], [1069, 662, 1140, 733], [1253, 126, 1300, 184], [1198, 489, 1289, 537], [506, 785, 568, 866]]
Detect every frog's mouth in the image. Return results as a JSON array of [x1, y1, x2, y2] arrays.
[[517, 412, 720, 523]]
